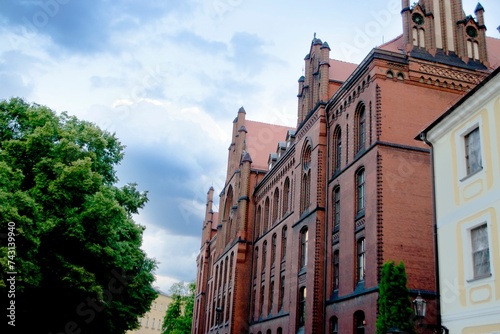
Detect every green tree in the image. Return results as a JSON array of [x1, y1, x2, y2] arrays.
[[162, 281, 195, 334], [0, 98, 158, 333], [376, 261, 416, 334]]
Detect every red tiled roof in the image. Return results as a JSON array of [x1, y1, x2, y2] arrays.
[[245, 120, 293, 171], [329, 59, 358, 82], [378, 34, 405, 53], [486, 36, 500, 69]]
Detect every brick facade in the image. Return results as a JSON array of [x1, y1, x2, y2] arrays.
[[193, 1, 499, 333]]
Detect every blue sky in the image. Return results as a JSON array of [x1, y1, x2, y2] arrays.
[[1, 0, 498, 292]]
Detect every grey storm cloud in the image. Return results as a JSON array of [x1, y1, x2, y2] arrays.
[[116, 143, 220, 237], [0, 0, 192, 53]]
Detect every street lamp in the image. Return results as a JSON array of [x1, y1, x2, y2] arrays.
[[412, 292, 426, 326], [412, 292, 449, 334]]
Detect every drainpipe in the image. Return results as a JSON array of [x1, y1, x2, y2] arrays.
[[419, 132, 447, 333]]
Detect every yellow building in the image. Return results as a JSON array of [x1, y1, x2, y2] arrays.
[[420, 67, 500, 333], [127, 289, 172, 334]]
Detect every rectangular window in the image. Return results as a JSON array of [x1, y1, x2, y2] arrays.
[[300, 229, 308, 268], [465, 127, 482, 175], [356, 169, 365, 215], [357, 238, 365, 282], [471, 224, 490, 279], [333, 187, 340, 230], [333, 250, 339, 291]]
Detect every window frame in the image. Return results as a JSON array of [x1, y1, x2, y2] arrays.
[[300, 227, 309, 269], [355, 168, 366, 216], [356, 238, 366, 283]]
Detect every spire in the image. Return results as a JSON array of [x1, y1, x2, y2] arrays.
[[474, 2, 484, 13]]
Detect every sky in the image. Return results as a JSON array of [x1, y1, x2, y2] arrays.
[[1, 0, 499, 293]]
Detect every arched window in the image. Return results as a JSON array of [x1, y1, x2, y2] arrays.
[[298, 286, 307, 327], [330, 316, 338, 334], [282, 177, 290, 215], [266, 330, 271, 334], [473, 41, 479, 60], [419, 28, 425, 47], [264, 197, 270, 232], [272, 187, 279, 223], [332, 250, 339, 292], [256, 205, 262, 237], [301, 145, 312, 213], [277, 328, 283, 334], [356, 168, 365, 216], [333, 186, 340, 231], [333, 126, 342, 172], [355, 104, 366, 153], [357, 238, 366, 283], [224, 186, 233, 220], [412, 27, 418, 46], [300, 228, 308, 268], [271, 233, 277, 266], [281, 226, 288, 261], [354, 310, 365, 334]]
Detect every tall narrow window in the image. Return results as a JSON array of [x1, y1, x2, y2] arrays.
[[356, 168, 365, 215], [330, 316, 338, 334], [333, 250, 339, 291], [465, 127, 482, 175], [357, 238, 366, 283], [298, 287, 306, 327], [229, 252, 234, 283], [264, 197, 270, 232], [279, 275, 285, 311], [471, 224, 490, 279], [256, 205, 262, 237], [260, 286, 265, 317], [281, 226, 288, 261], [273, 188, 279, 223], [262, 241, 267, 272], [301, 145, 312, 213], [271, 233, 277, 266], [333, 187, 340, 231], [269, 280, 274, 315], [254, 248, 259, 278], [356, 104, 366, 153], [333, 126, 342, 172], [354, 311, 365, 334], [300, 228, 308, 268], [282, 177, 290, 215]]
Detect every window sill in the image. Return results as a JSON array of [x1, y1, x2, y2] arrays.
[[460, 166, 483, 182], [355, 211, 365, 221], [466, 273, 492, 283]]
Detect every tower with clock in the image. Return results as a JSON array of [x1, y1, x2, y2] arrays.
[[401, 0, 489, 66]]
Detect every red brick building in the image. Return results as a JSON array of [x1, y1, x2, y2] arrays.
[[192, 1, 500, 333]]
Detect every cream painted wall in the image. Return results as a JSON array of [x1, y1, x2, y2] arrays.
[[426, 72, 500, 333]]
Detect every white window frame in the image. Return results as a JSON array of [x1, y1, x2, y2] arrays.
[[456, 119, 483, 181], [462, 213, 494, 284]]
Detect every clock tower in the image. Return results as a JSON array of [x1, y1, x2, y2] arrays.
[[402, 0, 489, 66]]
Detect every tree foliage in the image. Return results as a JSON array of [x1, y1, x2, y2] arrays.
[[162, 281, 195, 334], [0, 98, 158, 333], [376, 261, 416, 334]]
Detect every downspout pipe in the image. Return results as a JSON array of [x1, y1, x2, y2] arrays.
[[419, 132, 449, 334]]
